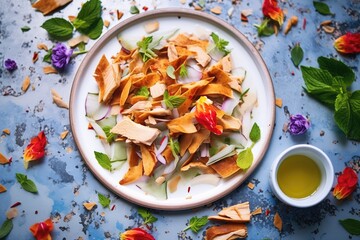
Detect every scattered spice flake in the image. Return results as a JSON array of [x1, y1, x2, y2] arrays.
[[302, 18, 306, 30], [32, 52, 39, 63], [275, 98, 283, 108], [2, 128, 10, 135], [29, 218, 54, 240], [320, 130, 325, 136], [43, 66, 58, 74], [144, 21, 159, 34], [60, 130, 69, 140], [251, 207, 262, 215], [32, 0, 72, 15], [51, 89, 69, 109], [21, 76, 31, 92], [265, 209, 270, 216], [187, 186, 191, 193], [322, 25, 335, 34], [0, 184, 7, 193], [210, 6, 222, 15], [37, 43, 48, 51], [68, 15, 76, 22], [142, 6, 148, 11], [100, 212, 106, 217], [23, 131, 47, 169], [117, 10, 124, 20], [6, 208, 18, 219], [284, 16, 298, 35], [241, 13, 249, 22], [273, 212, 282, 231], [83, 202, 97, 211], [247, 182, 255, 190], [0, 152, 10, 165], [104, 20, 110, 28], [111, 204, 116, 211], [10, 202, 21, 208]]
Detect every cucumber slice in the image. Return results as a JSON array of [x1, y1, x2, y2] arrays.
[[85, 93, 110, 120], [137, 178, 167, 200]]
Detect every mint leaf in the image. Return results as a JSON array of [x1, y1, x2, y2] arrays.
[[291, 44, 304, 67], [163, 90, 185, 109], [15, 173, 38, 193], [318, 57, 355, 87], [334, 91, 360, 141], [339, 218, 360, 235], [136, 86, 150, 98], [249, 122, 261, 143], [301, 66, 342, 107], [85, 18, 104, 40], [179, 64, 188, 78], [210, 32, 230, 55], [43, 48, 53, 63], [41, 18, 74, 41], [236, 148, 253, 170], [94, 151, 111, 170], [130, 6, 140, 14], [137, 36, 160, 62], [102, 126, 116, 143], [21, 26, 31, 32], [0, 219, 13, 239], [138, 208, 158, 224], [98, 193, 111, 208], [73, 0, 102, 30], [169, 137, 180, 156], [183, 216, 208, 233], [313, 1, 333, 15], [166, 66, 176, 79]]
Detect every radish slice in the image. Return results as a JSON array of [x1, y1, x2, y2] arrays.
[[156, 154, 167, 165], [178, 60, 202, 84], [190, 174, 221, 186], [221, 91, 241, 115], [200, 143, 209, 157], [155, 136, 168, 155], [85, 93, 110, 121], [111, 141, 127, 161]]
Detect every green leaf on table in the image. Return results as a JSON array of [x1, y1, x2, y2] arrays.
[[163, 90, 185, 109], [98, 193, 111, 208], [138, 208, 158, 224], [254, 19, 274, 37], [249, 122, 261, 143], [291, 44, 304, 67], [94, 151, 111, 171], [15, 173, 38, 193], [73, 0, 103, 39], [236, 148, 253, 170], [166, 66, 176, 79], [318, 57, 355, 87], [102, 126, 116, 143], [136, 86, 150, 98], [21, 26, 31, 32], [210, 32, 230, 55], [179, 64, 188, 78], [300, 66, 342, 107], [334, 91, 360, 141], [313, 1, 333, 15], [43, 48, 53, 63], [0, 219, 13, 239], [339, 218, 360, 235], [130, 5, 140, 14], [41, 18, 74, 41], [183, 216, 208, 233]]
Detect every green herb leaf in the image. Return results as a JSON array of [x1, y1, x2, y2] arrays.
[[136, 86, 150, 98], [98, 193, 111, 208], [318, 57, 355, 87], [41, 18, 74, 41], [249, 122, 261, 143], [179, 64, 188, 78], [138, 208, 158, 224], [78, 42, 86, 52], [137, 36, 159, 62], [21, 26, 31, 32], [130, 6, 140, 14], [94, 151, 111, 170], [102, 126, 116, 143], [236, 148, 253, 170], [210, 32, 230, 55], [166, 66, 176, 79], [313, 1, 333, 15], [198, 0, 206, 8], [15, 173, 38, 193], [43, 48, 53, 63], [339, 218, 360, 235], [291, 44, 304, 67], [254, 19, 274, 37], [85, 18, 104, 40], [163, 90, 186, 109], [183, 216, 208, 233], [0, 219, 13, 239], [209, 147, 218, 156], [300, 66, 342, 107], [169, 137, 180, 156], [73, 0, 102, 30], [334, 91, 360, 141]]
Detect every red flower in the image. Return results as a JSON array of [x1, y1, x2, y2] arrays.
[[23, 131, 47, 168], [120, 228, 155, 240], [334, 32, 360, 54], [195, 96, 223, 135], [262, 0, 284, 26], [333, 167, 358, 200], [29, 218, 54, 240]]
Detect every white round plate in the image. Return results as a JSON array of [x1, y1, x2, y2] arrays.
[[70, 8, 275, 210]]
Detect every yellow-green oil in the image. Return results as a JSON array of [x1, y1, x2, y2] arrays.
[[277, 155, 321, 198]]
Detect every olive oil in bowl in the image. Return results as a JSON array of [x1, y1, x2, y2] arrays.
[[277, 155, 321, 198]]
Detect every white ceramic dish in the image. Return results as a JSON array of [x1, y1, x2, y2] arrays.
[[269, 144, 334, 208], [69, 8, 275, 210]]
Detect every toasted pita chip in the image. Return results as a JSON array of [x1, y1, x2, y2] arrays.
[[168, 175, 181, 193], [132, 72, 161, 88], [161, 145, 175, 163], [205, 223, 247, 240], [129, 95, 149, 105], [188, 129, 210, 154], [209, 155, 241, 178], [140, 144, 157, 176], [197, 83, 233, 98], [167, 43, 178, 62], [32, 0, 72, 15], [217, 114, 241, 131], [274, 212, 283, 232], [181, 161, 215, 174], [187, 45, 211, 67], [175, 46, 195, 57], [119, 160, 143, 185], [218, 202, 251, 222], [128, 50, 143, 73], [167, 112, 197, 134], [128, 143, 139, 167], [215, 55, 233, 73], [207, 66, 232, 85], [68, 35, 89, 48], [119, 78, 132, 106], [179, 134, 194, 156], [22, 76, 31, 92]]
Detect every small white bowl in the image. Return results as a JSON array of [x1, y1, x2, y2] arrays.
[[269, 144, 334, 208]]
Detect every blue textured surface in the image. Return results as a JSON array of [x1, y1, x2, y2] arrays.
[[1, 0, 359, 239]]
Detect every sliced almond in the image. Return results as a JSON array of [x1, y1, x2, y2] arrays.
[[50, 89, 62, 99], [144, 21, 159, 34], [32, 0, 72, 15], [322, 25, 335, 34], [68, 35, 89, 48], [274, 212, 283, 232], [43, 66, 58, 74], [251, 207, 262, 216], [168, 175, 181, 193], [117, 10, 124, 20], [247, 182, 255, 190], [6, 208, 18, 219], [193, 3, 202, 10], [320, 20, 332, 26], [0, 184, 7, 193], [60, 130, 69, 139], [104, 20, 110, 28], [83, 202, 96, 211], [53, 96, 69, 109], [37, 43, 48, 51], [0, 152, 10, 164], [22, 76, 31, 92], [210, 6, 222, 15], [2, 128, 11, 135], [275, 98, 283, 108]]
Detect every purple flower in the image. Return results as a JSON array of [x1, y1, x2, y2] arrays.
[[288, 114, 310, 135], [51, 43, 73, 69], [4, 59, 17, 71]]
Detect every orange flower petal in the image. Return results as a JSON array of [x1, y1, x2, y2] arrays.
[[334, 32, 360, 54], [23, 131, 47, 163], [30, 218, 54, 240], [333, 167, 358, 200], [120, 228, 155, 240], [262, 0, 284, 25], [195, 96, 223, 135]]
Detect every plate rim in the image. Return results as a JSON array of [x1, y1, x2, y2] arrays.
[[69, 8, 276, 210]]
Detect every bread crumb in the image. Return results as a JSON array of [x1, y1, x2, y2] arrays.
[[22, 76, 31, 92], [275, 98, 283, 108], [2, 129, 10, 135], [251, 207, 262, 215], [60, 130, 69, 140], [0, 184, 7, 193], [211, 6, 222, 15], [273, 212, 282, 232], [83, 202, 96, 211], [247, 182, 255, 190], [43, 66, 58, 74]]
